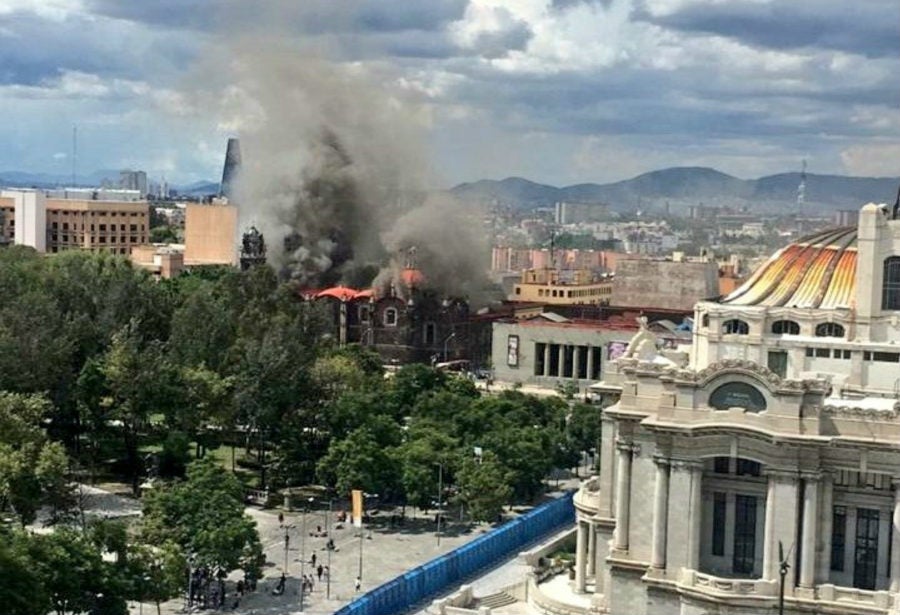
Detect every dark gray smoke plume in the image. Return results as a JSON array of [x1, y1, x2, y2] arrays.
[[187, 39, 490, 300]]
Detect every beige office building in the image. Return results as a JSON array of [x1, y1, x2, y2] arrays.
[[0, 196, 149, 254], [511, 268, 613, 305], [183, 203, 238, 266]]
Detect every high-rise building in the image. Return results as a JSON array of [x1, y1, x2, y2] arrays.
[[220, 138, 242, 200], [119, 170, 148, 197]]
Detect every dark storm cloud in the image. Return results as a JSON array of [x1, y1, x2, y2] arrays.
[[0, 9, 196, 86], [86, 0, 468, 34], [466, 18, 533, 59], [637, 1, 899, 58]]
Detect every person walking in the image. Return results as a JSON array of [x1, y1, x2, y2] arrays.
[[311, 552, 317, 567], [355, 576, 361, 592], [316, 564, 324, 581]]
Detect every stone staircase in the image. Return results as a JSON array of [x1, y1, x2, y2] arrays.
[[477, 591, 518, 610]]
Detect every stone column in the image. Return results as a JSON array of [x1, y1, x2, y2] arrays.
[[586, 345, 595, 380], [573, 347, 581, 381], [651, 458, 670, 570], [763, 470, 799, 586], [614, 440, 633, 551], [817, 473, 833, 584], [543, 343, 551, 376], [687, 463, 702, 569], [763, 472, 778, 580], [558, 344, 566, 378], [588, 522, 597, 576], [799, 475, 819, 588], [891, 479, 900, 593], [575, 520, 588, 592]]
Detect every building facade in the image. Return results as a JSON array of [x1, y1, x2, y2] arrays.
[[612, 258, 719, 311], [0, 193, 149, 254], [511, 268, 613, 305], [183, 202, 238, 266], [572, 203, 900, 615]]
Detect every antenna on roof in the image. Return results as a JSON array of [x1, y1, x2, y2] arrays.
[[72, 125, 77, 187]]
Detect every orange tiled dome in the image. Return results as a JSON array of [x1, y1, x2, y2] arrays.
[[720, 227, 857, 309]]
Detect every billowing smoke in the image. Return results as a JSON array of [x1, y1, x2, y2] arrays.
[[187, 38, 491, 301]]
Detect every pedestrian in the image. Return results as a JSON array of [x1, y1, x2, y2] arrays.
[[355, 576, 361, 592], [236, 579, 244, 596], [324, 565, 330, 580], [311, 552, 317, 567], [317, 564, 324, 581], [278, 512, 284, 526]]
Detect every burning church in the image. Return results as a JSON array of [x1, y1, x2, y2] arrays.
[[305, 248, 470, 364]]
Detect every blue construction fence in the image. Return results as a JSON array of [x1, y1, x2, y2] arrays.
[[334, 491, 575, 615]]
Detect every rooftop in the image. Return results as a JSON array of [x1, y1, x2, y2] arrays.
[[719, 226, 857, 309]]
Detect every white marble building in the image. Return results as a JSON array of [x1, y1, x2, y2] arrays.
[[573, 202, 900, 615]]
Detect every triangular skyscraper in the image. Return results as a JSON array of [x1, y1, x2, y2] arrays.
[[219, 138, 242, 199]]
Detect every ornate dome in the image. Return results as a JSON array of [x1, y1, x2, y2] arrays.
[[720, 227, 857, 309]]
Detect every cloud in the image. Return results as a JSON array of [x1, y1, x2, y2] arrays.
[[638, 0, 900, 59], [841, 143, 900, 178]]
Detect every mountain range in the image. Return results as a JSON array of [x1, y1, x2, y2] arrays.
[[450, 167, 900, 212], [0, 170, 219, 196]]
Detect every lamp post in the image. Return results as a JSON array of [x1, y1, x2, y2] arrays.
[[778, 540, 790, 615], [435, 463, 444, 547], [300, 498, 312, 613], [326, 498, 333, 599], [442, 332, 456, 362]]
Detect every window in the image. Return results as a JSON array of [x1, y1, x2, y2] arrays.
[[515, 287, 521, 295], [815, 322, 845, 337], [359, 306, 370, 323], [384, 308, 398, 326], [736, 459, 761, 476], [534, 343, 546, 376], [701, 313, 710, 328], [722, 319, 749, 335], [831, 506, 846, 571], [872, 352, 900, 363], [423, 322, 436, 345], [767, 351, 787, 377], [882, 257, 900, 310], [815, 348, 830, 358], [771, 320, 800, 335], [854, 508, 879, 590], [709, 382, 767, 412], [733, 495, 757, 574], [712, 492, 727, 556], [833, 349, 851, 359], [806, 347, 815, 357], [713, 457, 731, 474]]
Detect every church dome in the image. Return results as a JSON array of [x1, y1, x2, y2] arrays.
[[720, 227, 857, 309]]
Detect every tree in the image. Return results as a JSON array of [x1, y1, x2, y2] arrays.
[[0, 537, 46, 615], [127, 542, 186, 615], [20, 528, 127, 615], [0, 392, 75, 525], [317, 427, 401, 498], [567, 403, 602, 468], [399, 425, 460, 510], [455, 452, 511, 523], [141, 458, 262, 575], [102, 322, 180, 493]]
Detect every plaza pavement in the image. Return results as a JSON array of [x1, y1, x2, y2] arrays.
[[72, 473, 586, 615]]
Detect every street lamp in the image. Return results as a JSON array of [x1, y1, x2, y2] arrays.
[[778, 541, 791, 615], [299, 497, 313, 613], [435, 463, 444, 547]]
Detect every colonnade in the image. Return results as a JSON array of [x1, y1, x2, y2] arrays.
[[573, 448, 900, 598]]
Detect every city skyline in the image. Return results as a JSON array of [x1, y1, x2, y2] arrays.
[[1, 0, 898, 187]]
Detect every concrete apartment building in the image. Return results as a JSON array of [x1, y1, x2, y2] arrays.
[[511, 268, 613, 305], [563, 203, 900, 615], [0, 191, 149, 254]]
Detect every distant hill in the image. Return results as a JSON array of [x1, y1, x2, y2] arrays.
[[451, 167, 900, 212], [0, 170, 220, 197]]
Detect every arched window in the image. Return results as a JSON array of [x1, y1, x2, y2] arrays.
[[384, 307, 398, 327], [771, 320, 800, 335], [815, 322, 844, 338], [701, 313, 710, 329], [883, 257, 900, 310], [722, 319, 749, 335]]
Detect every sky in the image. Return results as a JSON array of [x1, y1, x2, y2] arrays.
[[0, 0, 898, 187]]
